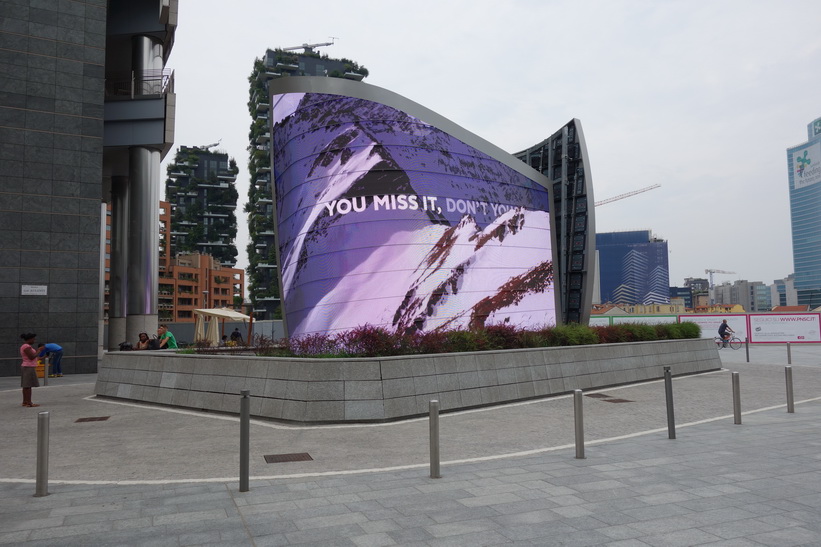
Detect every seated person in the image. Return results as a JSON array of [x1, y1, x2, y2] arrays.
[[135, 332, 150, 350]]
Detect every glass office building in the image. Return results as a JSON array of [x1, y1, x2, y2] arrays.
[[787, 117, 821, 308]]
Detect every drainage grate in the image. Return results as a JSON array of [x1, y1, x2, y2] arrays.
[[585, 393, 612, 399], [75, 416, 110, 423], [263, 453, 313, 464], [603, 399, 633, 403]]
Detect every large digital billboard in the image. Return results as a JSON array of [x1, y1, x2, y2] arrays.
[[267, 78, 558, 337]]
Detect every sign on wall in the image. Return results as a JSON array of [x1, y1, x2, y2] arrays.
[[792, 141, 821, 189], [21, 285, 48, 296], [748, 313, 821, 343], [679, 314, 748, 340]]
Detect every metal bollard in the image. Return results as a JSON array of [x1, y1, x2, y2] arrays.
[[574, 389, 585, 459], [745, 337, 750, 363], [429, 400, 441, 478], [239, 390, 250, 492], [786, 366, 795, 413], [34, 411, 49, 497], [732, 372, 741, 425], [787, 342, 792, 365], [664, 366, 676, 439]]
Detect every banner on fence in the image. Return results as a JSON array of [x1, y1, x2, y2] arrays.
[[748, 313, 821, 343]]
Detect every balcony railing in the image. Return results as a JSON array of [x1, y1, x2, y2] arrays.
[[105, 68, 175, 99]]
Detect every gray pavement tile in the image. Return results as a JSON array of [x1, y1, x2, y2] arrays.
[[600, 523, 647, 540], [745, 526, 821, 547], [428, 504, 500, 524], [424, 517, 499, 538], [283, 522, 366, 544], [178, 530, 222, 545], [626, 515, 702, 535], [547, 493, 588, 507], [0, 531, 31, 545], [349, 532, 397, 546], [358, 519, 402, 534], [551, 504, 595, 518], [424, 530, 512, 546], [26, 521, 114, 541], [251, 534, 290, 547], [641, 528, 724, 547], [528, 528, 615, 546], [457, 491, 524, 507], [292, 511, 370, 531], [685, 507, 759, 526], [242, 518, 300, 537], [699, 517, 781, 540], [386, 526, 436, 543], [495, 520, 578, 541]]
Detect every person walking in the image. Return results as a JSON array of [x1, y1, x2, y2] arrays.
[[38, 342, 63, 377], [19, 333, 40, 407]]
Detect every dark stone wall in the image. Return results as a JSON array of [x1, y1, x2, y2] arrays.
[[0, 0, 107, 376]]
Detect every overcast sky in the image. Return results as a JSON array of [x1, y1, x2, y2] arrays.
[[163, 0, 821, 288]]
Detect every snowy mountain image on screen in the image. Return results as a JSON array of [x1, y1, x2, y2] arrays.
[[270, 92, 555, 336]]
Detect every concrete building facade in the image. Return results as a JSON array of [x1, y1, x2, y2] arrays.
[[0, 0, 177, 375]]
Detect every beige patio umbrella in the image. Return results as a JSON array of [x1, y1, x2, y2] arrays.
[[193, 308, 252, 347]]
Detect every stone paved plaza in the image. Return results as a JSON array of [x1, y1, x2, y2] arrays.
[[2, 344, 821, 545]]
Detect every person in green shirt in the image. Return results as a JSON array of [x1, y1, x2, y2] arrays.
[[157, 324, 178, 349]]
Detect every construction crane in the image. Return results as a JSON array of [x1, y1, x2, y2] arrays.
[[282, 39, 335, 55], [705, 269, 736, 305], [594, 184, 660, 207], [199, 139, 221, 150]]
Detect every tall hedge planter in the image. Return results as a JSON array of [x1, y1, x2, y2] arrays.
[[95, 338, 720, 423]]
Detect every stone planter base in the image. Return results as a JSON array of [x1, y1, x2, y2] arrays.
[[95, 338, 721, 423]]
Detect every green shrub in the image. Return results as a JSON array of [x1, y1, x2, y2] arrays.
[[545, 324, 599, 346], [618, 323, 658, 341], [444, 330, 482, 352], [678, 321, 701, 338]]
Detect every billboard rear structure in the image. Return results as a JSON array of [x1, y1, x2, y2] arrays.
[[265, 77, 594, 338]]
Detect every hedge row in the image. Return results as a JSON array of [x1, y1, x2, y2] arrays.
[[205, 322, 701, 358]]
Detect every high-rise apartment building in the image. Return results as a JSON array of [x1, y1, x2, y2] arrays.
[[103, 201, 244, 324], [165, 145, 240, 267], [787, 117, 821, 308], [0, 1, 177, 375], [245, 46, 369, 319], [596, 231, 670, 305]]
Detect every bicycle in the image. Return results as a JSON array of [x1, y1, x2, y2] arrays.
[[714, 335, 742, 350]]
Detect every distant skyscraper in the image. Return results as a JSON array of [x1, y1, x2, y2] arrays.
[[787, 117, 821, 308], [596, 231, 670, 305]]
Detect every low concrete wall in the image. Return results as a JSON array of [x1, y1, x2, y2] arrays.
[[95, 338, 721, 423]]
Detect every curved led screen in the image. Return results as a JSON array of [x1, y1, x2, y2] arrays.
[[269, 78, 557, 337]]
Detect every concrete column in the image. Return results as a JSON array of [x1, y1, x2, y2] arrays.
[[126, 147, 160, 342], [109, 176, 128, 349], [124, 35, 164, 343], [132, 35, 163, 95]]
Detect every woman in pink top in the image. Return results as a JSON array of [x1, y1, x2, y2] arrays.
[[19, 333, 40, 407]]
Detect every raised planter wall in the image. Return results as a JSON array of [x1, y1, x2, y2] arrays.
[[95, 338, 721, 423]]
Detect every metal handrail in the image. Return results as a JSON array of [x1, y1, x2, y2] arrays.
[[104, 68, 175, 99]]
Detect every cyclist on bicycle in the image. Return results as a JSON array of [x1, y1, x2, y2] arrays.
[[718, 320, 735, 348]]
